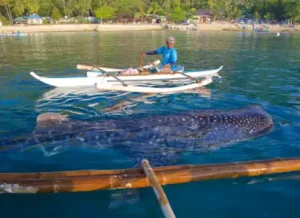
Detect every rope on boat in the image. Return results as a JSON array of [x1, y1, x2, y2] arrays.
[[141, 159, 176, 218]]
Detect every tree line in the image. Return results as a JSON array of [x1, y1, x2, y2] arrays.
[[0, 0, 299, 24]]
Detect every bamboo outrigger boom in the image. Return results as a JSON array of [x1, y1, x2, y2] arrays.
[[0, 157, 300, 194]]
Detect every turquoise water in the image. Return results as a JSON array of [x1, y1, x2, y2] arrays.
[[0, 31, 299, 217]]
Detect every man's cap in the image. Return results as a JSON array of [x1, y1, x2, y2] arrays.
[[167, 36, 176, 43]]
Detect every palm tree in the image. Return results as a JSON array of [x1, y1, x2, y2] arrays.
[[12, 0, 25, 16], [147, 1, 164, 16], [0, 0, 13, 24], [12, 0, 39, 16], [133, 0, 146, 21]]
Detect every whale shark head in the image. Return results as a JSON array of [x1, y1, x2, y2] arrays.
[[235, 105, 274, 137], [163, 104, 275, 152]]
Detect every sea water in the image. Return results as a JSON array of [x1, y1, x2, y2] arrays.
[[0, 31, 299, 218]]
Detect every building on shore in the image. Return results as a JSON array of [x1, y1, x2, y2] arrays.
[[193, 9, 213, 23], [25, 14, 43, 25]]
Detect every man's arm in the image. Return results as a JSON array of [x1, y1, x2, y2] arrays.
[[141, 46, 164, 58], [141, 50, 157, 58], [145, 50, 158, 55]]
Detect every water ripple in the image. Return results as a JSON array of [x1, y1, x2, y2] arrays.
[[0, 31, 300, 218]]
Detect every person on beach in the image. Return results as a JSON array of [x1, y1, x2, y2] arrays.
[[141, 36, 178, 73]]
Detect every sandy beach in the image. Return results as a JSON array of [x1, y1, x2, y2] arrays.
[[0, 23, 299, 33], [0, 24, 162, 33]]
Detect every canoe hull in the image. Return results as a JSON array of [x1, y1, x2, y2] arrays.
[[30, 66, 223, 88], [0, 33, 28, 36]]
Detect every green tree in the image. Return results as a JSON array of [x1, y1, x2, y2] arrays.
[[12, 0, 25, 16], [254, 10, 260, 20], [0, 0, 13, 24], [284, 0, 300, 23], [208, 0, 225, 19], [171, 0, 181, 9], [52, 0, 65, 16], [170, 6, 185, 22], [226, 1, 242, 19], [51, 5, 61, 21], [264, 12, 274, 20], [26, 0, 39, 14], [0, 15, 10, 24], [94, 4, 115, 20], [12, 0, 39, 16], [38, 0, 53, 17], [70, 0, 91, 16], [147, 2, 164, 16], [133, 0, 146, 21], [115, 0, 135, 18], [0, 0, 298, 24]]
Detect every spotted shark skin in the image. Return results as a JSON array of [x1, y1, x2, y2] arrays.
[[0, 105, 274, 207], [0, 104, 274, 167]]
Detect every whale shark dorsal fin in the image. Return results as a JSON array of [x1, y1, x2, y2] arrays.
[[243, 104, 264, 113], [37, 113, 70, 125], [34, 113, 72, 135]]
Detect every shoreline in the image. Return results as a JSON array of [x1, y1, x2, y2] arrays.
[[0, 23, 299, 33], [0, 24, 162, 33]]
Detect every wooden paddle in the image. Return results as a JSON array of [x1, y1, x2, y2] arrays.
[[138, 55, 145, 72]]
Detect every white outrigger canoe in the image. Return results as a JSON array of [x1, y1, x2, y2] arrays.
[[0, 33, 28, 37], [29, 65, 223, 93]]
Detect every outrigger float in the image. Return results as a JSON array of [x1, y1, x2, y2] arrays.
[[1, 157, 300, 194], [1, 157, 300, 217], [29, 63, 223, 93]]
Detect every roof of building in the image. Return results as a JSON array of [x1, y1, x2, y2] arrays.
[[194, 9, 213, 17], [25, 14, 42, 19], [14, 17, 27, 22]]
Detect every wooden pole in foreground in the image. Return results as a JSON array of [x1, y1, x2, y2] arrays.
[[1, 158, 300, 193], [142, 159, 176, 218]]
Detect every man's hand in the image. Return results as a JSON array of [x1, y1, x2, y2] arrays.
[[141, 53, 146, 58]]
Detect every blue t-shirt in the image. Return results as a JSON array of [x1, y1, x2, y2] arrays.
[[155, 46, 177, 69]]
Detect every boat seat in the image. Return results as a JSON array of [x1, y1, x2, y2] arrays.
[[175, 65, 184, 72]]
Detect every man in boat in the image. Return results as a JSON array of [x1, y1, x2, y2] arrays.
[[141, 36, 178, 73], [119, 36, 177, 75]]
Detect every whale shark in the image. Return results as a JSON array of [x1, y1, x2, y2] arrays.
[[0, 105, 274, 167]]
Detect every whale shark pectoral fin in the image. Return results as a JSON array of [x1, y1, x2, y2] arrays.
[[34, 113, 73, 134]]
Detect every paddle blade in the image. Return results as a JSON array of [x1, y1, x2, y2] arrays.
[[86, 71, 104, 78]]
